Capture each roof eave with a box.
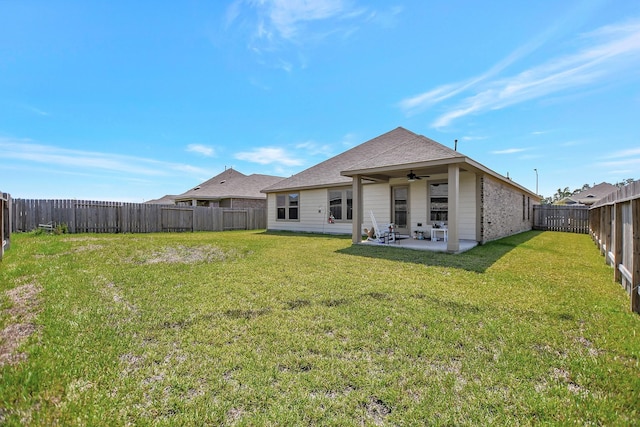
[342,156,540,201]
[341,157,465,177]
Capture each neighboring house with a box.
[145,195,177,205]
[560,182,618,206]
[173,168,285,209]
[262,127,541,252]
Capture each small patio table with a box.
[431,228,448,242]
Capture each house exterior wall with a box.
[219,198,266,209]
[362,183,391,233]
[363,182,391,232]
[408,179,428,232]
[267,189,353,234]
[266,172,481,241]
[458,172,477,240]
[481,174,535,243]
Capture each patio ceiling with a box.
[349,161,473,183]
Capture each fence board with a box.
[533,205,589,233]
[1,192,11,260]
[590,181,640,314]
[10,199,266,234]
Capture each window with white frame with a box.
[328,188,352,221]
[429,182,448,223]
[276,193,299,220]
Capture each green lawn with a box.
[0,230,638,425]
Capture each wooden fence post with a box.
[633,198,640,313]
[614,204,623,282]
[1,192,10,260]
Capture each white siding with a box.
[408,179,428,231]
[458,171,477,240]
[267,172,478,240]
[362,183,390,232]
[267,189,352,234]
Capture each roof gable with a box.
[175,168,285,200]
[569,182,618,205]
[262,127,464,193]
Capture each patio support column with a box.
[475,173,483,243]
[447,164,460,252]
[352,175,363,244]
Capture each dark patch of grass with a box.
[320,298,350,307]
[363,291,390,300]
[285,299,311,310]
[223,308,271,320]
[0,230,638,425]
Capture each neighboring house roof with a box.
[565,182,618,205]
[145,195,177,204]
[174,168,285,202]
[262,127,538,199]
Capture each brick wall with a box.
[219,198,267,209]
[481,175,535,243]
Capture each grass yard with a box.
[0,230,639,425]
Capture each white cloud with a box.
[295,140,334,157]
[0,138,210,177]
[186,144,215,157]
[23,104,50,116]
[267,0,348,40]
[491,148,528,155]
[399,18,640,128]
[226,0,376,70]
[235,147,304,166]
[398,22,558,115]
[597,158,640,168]
[605,147,640,158]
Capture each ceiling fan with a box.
[407,170,429,181]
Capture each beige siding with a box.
[409,179,428,231]
[267,189,352,234]
[362,183,390,232]
[458,172,477,240]
[267,172,481,241]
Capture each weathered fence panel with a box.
[1,191,11,260]
[223,210,248,230]
[11,199,266,234]
[533,205,589,233]
[590,181,640,314]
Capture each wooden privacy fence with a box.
[11,199,266,234]
[533,205,589,233]
[1,191,11,261]
[589,181,640,314]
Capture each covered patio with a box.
[359,234,478,253]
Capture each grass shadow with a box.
[336,230,542,273]
[258,230,352,240]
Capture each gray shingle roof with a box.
[568,182,618,205]
[175,168,285,201]
[145,195,177,204]
[262,127,464,193]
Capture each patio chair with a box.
[369,211,393,243]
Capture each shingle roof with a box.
[175,168,285,201]
[262,127,464,193]
[145,195,177,204]
[568,182,618,205]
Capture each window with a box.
[276,193,299,221]
[328,188,352,221]
[429,183,448,223]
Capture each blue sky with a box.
[2,0,639,202]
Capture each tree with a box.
[615,178,635,187]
